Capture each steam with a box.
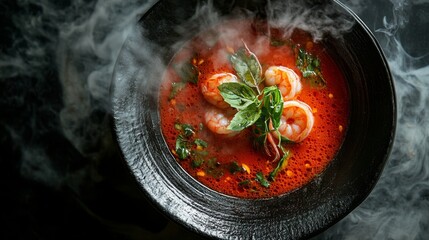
[267,0,355,41]
[314,0,429,239]
[0,0,156,189]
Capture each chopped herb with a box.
[175,135,190,159]
[175,61,199,84]
[169,58,199,99]
[174,123,206,162]
[194,139,208,148]
[181,124,195,137]
[228,161,245,174]
[238,179,251,187]
[192,158,204,168]
[296,48,326,88]
[270,37,290,47]
[169,82,186,100]
[191,149,207,168]
[206,158,223,179]
[270,38,287,47]
[255,172,270,188]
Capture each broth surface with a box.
[159,19,349,198]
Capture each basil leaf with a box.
[227,103,261,131]
[218,82,258,110]
[255,172,270,188]
[229,47,263,88]
[262,86,283,130]
[296,48,326,88]
[268,150,290,181]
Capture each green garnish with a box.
[169,58,199,99]
[217,82,258,110]
[269,36,327,88]
[191,157,205,168]
[255,172,270,188]
[175,135,190,160]
[269,149,290,181]
[174,124,204,161]
[228,161,245,174]
[206,158,223,179]
[238,179,251,187]
[169,82,186,100]
[229,43,263,91]
[218,83,283,133]
[194,139,208,148]
[175,61,198,84]
[296,47,326,88]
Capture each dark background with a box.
[1,0,428,239]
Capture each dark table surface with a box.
[1,0,428,239]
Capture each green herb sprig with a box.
[218,45,292,187]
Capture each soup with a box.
[159,19,349,198]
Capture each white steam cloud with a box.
[314,0,429,239]
[0,0,156,190]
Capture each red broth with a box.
[159,19,349,198]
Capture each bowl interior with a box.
[111,0,396,239]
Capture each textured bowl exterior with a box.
[111,0,396,239]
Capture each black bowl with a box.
[111,0,396,239]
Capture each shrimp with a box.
[264,66,302,100]
[205,107,239,136]
[275,100,314,143]
[200,73,238,109]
